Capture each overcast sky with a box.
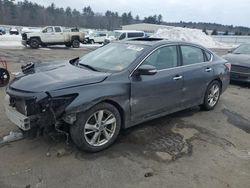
[25,0,250,27]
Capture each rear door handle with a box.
[173,75,183,80]
[205,67,212,72]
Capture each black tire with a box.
[90,39,95,44]
[201,80,221,111]
[70,103,121,152]
[72,39,80,48]
[0,68,10,87]
[29,38,40,49]
[65,43,72,48]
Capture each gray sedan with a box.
[5,38,230,152]
[223,43,250,83]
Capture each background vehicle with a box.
[5,39,230,152]
[9,28,19,35]
[85,32,108,44]
[21,26,85,48]
[104,30,145,44]
[0,27,6,35]
[223,43,250,83]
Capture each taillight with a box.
[225,62,231,72]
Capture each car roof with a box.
[117,38,209,50]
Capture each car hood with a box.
[10,61,110,92]
[223,53,250,67]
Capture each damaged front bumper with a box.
[4,87,78,132]
[4,94,55,131]
[5,95,31,131]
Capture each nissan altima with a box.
[5,38,230,152]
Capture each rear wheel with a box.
[201,80,221,111]
[0,68,10,87]
[72,39,80,48]
[90,39,95,44]
[29,38,40,49]
[70,103,121,152]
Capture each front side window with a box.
[181,46,205,65]
[119,33,126,40]
[79,43,145,72]
[43,27,53,33]
[143,46,178,70]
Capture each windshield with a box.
[79,43,145,72]
[233,44,250,54]
[115,32,122,39]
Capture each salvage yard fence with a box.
[212,36,250,45]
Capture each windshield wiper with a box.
[79,63,99,72]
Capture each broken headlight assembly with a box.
[40,94,78,116]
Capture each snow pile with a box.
[0,34,23,49]
[152,27,230,49]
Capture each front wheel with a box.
[29,38,40,49]
[70,103,121,152]
[201,80,221,111]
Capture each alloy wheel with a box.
[207,84,220,107]
[84,110,117,147]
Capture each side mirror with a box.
[42,30,46,33]
[135,65,157,76]
[228,49,233,53]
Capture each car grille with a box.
[22,33,27,40]
[9,97,40,116]
[231,65,250,74]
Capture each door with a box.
[40,27,55,43]
[53,27,65,43]
[180,45,214,107]
[130,45,184,122]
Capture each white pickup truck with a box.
[21,26,85,48]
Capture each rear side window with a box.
[55,27,61,32]
[181,46,205,65]
[205,51,212,61]
[127,32,144,38]
[143,46,178,70]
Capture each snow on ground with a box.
[152,27,234,49]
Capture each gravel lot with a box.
[0,47,250,188]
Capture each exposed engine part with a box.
[50,106,70,145]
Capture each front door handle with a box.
[173,75,183,80]
[205,67,212,72]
